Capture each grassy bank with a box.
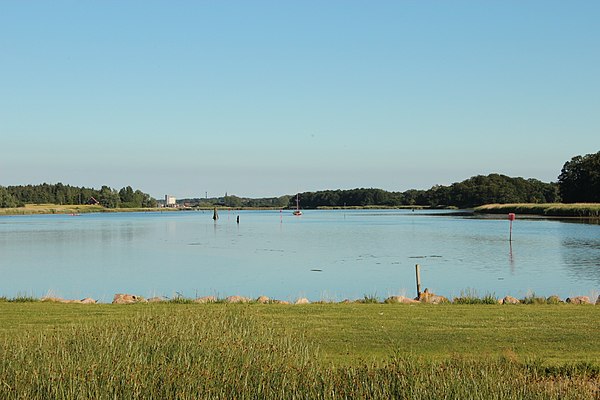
[0,204,461,216]
[475,203,600,218]
[0,303,598,399]
[0,204,181,216]
[0,204,289,216]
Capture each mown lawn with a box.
[254,303,600,365]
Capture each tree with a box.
[119,186,135,205]
[558,151,600,203]
[0,187,17,208]
[99,186,120,208]
[139,191,157,208]
[223,195,243,208]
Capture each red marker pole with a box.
[508,213,516,241]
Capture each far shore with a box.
[474,203,600,218]
[1,202,599,218]
[0,203,288,216]
[0,203,449,216]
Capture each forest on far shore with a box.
[0,184,156,209]
[1,151,598,209]
[194,151,599,209]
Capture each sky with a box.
[1,1,599,199]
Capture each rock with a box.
[226,295,250,304]
[417,289,448,304]
[566,296,591,305]
[501,296,520,305]
[147,296,167,303]
[272,300,290,305]
[112,293,144,304]
[41,296,68,303]
[385,295,419,304]
[41,296,93,304]
[339,299,352,304]
[294,297,310,305]
[256,295,270,304]
[546,295,563,304]
[194,296,217,304]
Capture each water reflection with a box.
[561,237,600,286]
[0,211,599,300]
[508,242,515,273]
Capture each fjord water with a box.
[0,210,598,302]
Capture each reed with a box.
[453,289,498,304]
[167,292,195,304]
[0,204,177,216]
[522,292,551,305]
[474,203,600,218]
[7,294,39,303]
[356,293,381,304]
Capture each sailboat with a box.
[293,193,302,216]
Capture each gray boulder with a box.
[113,293,145,304]
[501,296,520,305]
[418,289,449,304]
[226,295,250,304]
[385,295,419,304]
[566,296,591,305]
[194,296,217,304]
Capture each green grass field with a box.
[1,303,598,399]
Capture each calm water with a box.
[0,210,599,302]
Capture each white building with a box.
[165,195,177,207]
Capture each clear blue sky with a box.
[1,1,598,198]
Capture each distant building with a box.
[165,195,177,208]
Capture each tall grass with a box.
[522,292,551,305]
[474,203,600,218]
[0,307,597,399]
[167,292,195,304]
[356,293,381,304]
[453,288,498,304]
[7,294,39,303]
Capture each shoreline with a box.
[3,292,598,306]
[1,202,599,218]
[0,204,449,216]
[0,204,288,216]
[474,203,600,218]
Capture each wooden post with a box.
[415,264,422,299]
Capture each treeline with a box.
[0,183,157,209]
[291,151,600,209]
[558,150,600,203]
[178,195,291,209]
[291,174,559,209]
